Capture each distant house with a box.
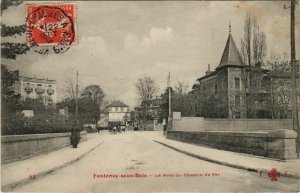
[105,100,131,124]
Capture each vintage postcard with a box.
[1,0,300,192]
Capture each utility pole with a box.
[286,0,300,157]
[75,70,79,125]
[167,72,172,123]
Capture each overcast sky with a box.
[2,1,300,108]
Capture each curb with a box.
[153,140,300,180]
[2,141,104,191]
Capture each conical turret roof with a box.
[217,34,244,69]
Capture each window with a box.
[111,107,114,112]
[121,107,124,112]
[235,78,240,90]
[235,95,240,107]
[215,83,218,94]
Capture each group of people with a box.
[110,124,127,134]
[132,121,144,131]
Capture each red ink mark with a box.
[268,168,280,181]
[26,3,76,46]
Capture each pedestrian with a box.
[163,124,167,135]
[70,124,81,148]
[112,126,117,134]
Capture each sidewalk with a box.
[154,134,300,180]
[1,132,106,191]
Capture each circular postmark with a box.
[26,4,76,54]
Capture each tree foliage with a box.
[135,76,158,120]
[1,66,73,135]
[172,81,194,116]
[1,24,26,37]
[267,53,293,118]
[58,84,106,127]
[1,0,30,59]
[1,0,23,14]
[1,42,30,59]
[135,76,158,104]
[81,85,105,127]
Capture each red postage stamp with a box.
[26,3,77,47]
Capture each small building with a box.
[13,76,57,105]
[105,100,130,124]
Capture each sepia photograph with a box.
[1,0,300,192]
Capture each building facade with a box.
[14,76,57,105]
[191,28,247,118]
[105,100,130,123]
[190,27,293,119]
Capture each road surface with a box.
[13,131,299,192]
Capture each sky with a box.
[2,1,300,108]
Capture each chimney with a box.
[206,64,211,75]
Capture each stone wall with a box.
[166,130,297,160]
[1,131,87,164]
[172,117,293,131]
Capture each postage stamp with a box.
[26,3,77,54]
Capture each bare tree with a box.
[241,13,267,118]
[81,85,105,128]
[63,78,77,100]
[253,19,267,65]
[173,80,189,113]
[135,76,158,120]
[267,53,292,118]
[174,80,189,95]
[241,13,267,86]
[241,13,252,67]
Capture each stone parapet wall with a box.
[172,117,293,131]
[166,130,297,160]
[1,131,87,164]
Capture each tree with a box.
[63,78,78,100]
[172,80,195,116]
[241,13,267,68]
[81,85,105,128]
[1,64,20,130]
[241,13,267,118]
[199,94,227,118]
[135,76,158,120]
[1,0,30,59]
[241,13,267,91]
[267,53,293,118]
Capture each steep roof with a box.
[217,34,244,69]
[106,100,129,108]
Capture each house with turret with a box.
[190,25,293,119]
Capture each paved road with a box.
[14,131,299,192]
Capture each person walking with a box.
[70,123,81,148]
